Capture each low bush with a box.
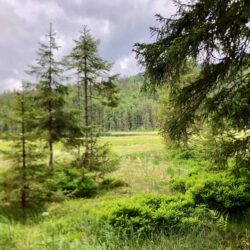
[79,143,120,174]
[53,168,98,198]
[169,177,186,194]
[102,194,216,237]
[100,177,129,189]
[186,173,250,217]
[170,169,250,217]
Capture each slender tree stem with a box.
[48,23,53,170]
[84,56,89,162]
[21,96,27,208]
[77,74,81,161]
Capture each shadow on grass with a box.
[0,204,47,224]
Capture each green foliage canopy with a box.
[135,0,250,168]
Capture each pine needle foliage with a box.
[28,24,70,170]
[67,26,119,168]
[0,84,48,209]
[134,0,250,170]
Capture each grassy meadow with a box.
[0,132,249,250]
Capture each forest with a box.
[0,74,159,133]
[0,0,249,249]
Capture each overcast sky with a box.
[0,0,175,92]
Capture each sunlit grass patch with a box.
[102,134,165,155]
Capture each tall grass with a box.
[0,133,249,249]
[0,196,248,250]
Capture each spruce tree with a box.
[134,0,250,171]
[67,26,119,168]
[0,83,47,208]
[28,23,69,170]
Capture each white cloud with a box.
[74,17,112,39]
[0,0,175,92]
[112,52,143,77]
[1,0,64,23]
[1,78,21,92]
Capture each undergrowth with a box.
[0,134,249,249]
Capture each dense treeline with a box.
[0,91,16,132]
[0,74,159,133]
[92,74,158,131]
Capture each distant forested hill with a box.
[92,74,159,131]
[0,91,16,132]
[0,74,159,132]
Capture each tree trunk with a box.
[21,97,27,208]
[89,80,94,156]
[183,130,189,150]
[48,23,53,170]
[48,137,53,169]
[77,75,81,160]
[84,56,90,162]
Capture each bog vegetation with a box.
[0,0,249,249]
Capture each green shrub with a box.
[169,177,186,194]
[186,173,250,217]
[100,177,129,189]
[82,143,120,174]
[103,194,215,237]
[54,168,98,198]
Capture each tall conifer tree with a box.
[68,26,119,167]
[135,0,250,171]
[28,24,69,170]
[0,83,47,208]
